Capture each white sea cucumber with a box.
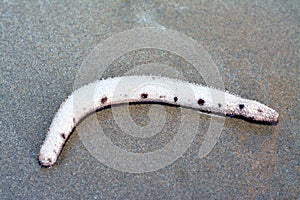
[38,75,279,167]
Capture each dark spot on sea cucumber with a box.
[239,104,245,109]
[73,118,75,124]
[218,103,222,108]
[61,133,66,139]
[47,158,52,163]
[101,96,108,104]
[258,108,263,112]
[159,95,166,98]
[174,97,178,102]
[198,99,205,106]
[53,150,57,154]
[141,93,148,99]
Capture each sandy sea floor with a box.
[1,1,299,199]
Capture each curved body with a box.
[38,76,278,167]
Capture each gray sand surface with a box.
[1,1,299,199]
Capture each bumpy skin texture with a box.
[38,76,279,167]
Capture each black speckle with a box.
[198,99,205,106]
[141,93,148,99]
[47,158,52,163]
[239,104,245,109]
[174,97,178,102]
[218,103,222,108]
[73,118,76,124]
[53,150,57,154]
[101,96,108,104]
[258,108,263,113]
[61,133,66,139]
[159,95,166,98]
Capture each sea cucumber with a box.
[38,75,279,167]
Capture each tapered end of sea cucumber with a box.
[247,104,279,124]
[252,104,279,123]
[271,110,279,122]
[226,99,279,124]
[38,154,57,167]
[38,147,58,167]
